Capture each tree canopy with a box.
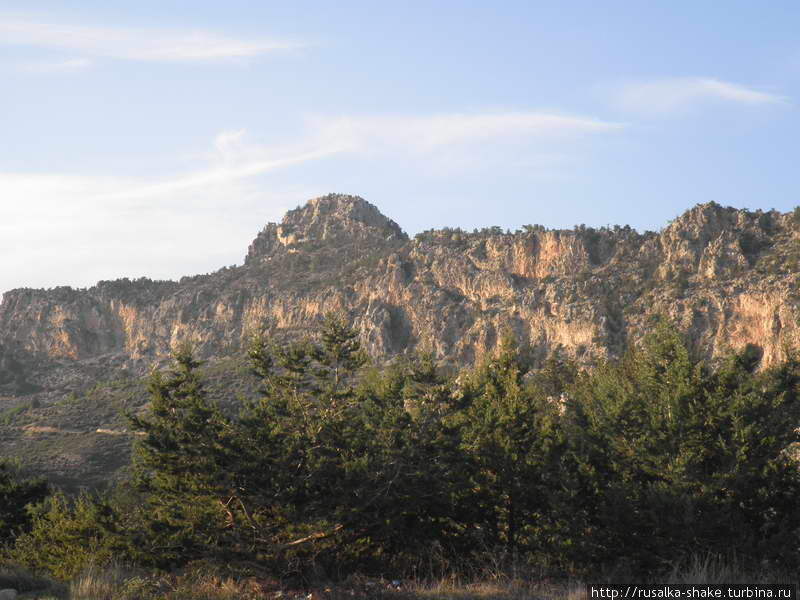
[7,315,800,579]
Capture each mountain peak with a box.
[245,194,407,264]
[665,202,783,243]
[286,193,405,236]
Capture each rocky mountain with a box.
[2,193,800,488]
[3,193,799,369]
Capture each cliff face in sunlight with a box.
[4,193,800,489]
[2,194,800,374]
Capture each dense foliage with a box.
[6,316,800,580]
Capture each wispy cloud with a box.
[15,57,94,72]
[614,77,788,115]
[105,151,340,202]
[0,130,331,293]
[0,110,622,292]
[1,130,335,209]
[2,109,611,226]
[0,15,308,64]
[310,111,623,155]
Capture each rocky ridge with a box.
[2,194,798,371]
[3,193,800,488]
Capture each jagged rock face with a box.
[245,194,407,264]
[2,197,800,381]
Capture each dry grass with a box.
[400,577,586,599]
[16,569,587,600]
[665,554,794,586]
[68,565,134,600]
[3,555,794,600]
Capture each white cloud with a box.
[0,15,308,64]
[301,111,622,178]
[103,148,341,202]
[15,56,94,72]
[615,77,788,115]
[58,57,93,69]
[0,131,333,294]
[214,129,248,160]
[0,110,622,293]
[310,111,622,155]
[0,132,335,208]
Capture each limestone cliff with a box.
[5,193,800,489]
[2,195,799,374]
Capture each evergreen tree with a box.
[455,333,565,554]
[129,342,241,568]
[562,319,800,573]
[18,312,796,579]
[314,312,368,398]
[569,321,706,569]
[242,316,469,574]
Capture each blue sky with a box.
[1,1,798,294]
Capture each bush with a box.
[11,491,129,580]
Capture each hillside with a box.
[2,193,800,488]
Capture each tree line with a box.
[2,314,800,580]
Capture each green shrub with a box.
[11,491,129,580]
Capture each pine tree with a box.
[562,319,800,573]
[455,332,565,553]
[314,312,367,399]
[242,317,469,573]
[128,342,241,567]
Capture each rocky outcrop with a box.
[245,194,407,264]
[2,196,800,382]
